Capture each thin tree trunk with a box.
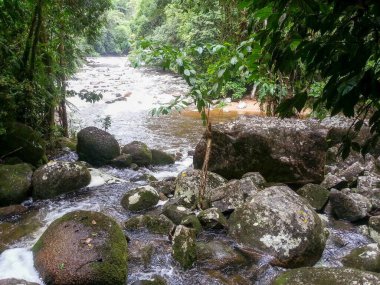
[58,39,69,137]
[28,0,43,79]
[198,108,212,210]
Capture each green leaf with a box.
[254,6,273,20]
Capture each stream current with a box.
[0,57,373,284]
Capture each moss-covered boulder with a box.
[0,279,39,285]
[124,214,174,235]
[122,141,152,166]
[77,127,120,166]
[121,186,159,212]
[329,191,371,221]
[296,184,329,211]
[32,161,91,200]
[180,215,202,236]
[272,267,380,285]
[211,177,259,213]
[342,243,380,272]
[228,186,327,268]
[162,204,192,225]
[172,225,196,270]
[198,208,228,230]
[33,211,128,285]
[196,241,247,270]
[151,149,175,166]
[110,154,133,168]
[0,122,46,166]
[174,169,227,207]
[150,180,175,196]
[0,163,33,206]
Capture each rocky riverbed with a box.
[1,57,380,285]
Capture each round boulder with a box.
[342,243,380,273]
[33,211,128,285]
[0,163,33,206]
[32,161,91,200]
[121,186,159,212]
[77,127,120,166]
[228,186,327,268]
[151,149,175,166]
[122,141,152,166]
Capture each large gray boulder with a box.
[329,191,371,221]
[272,267,380,285]
[174,169,227,207]
[77,127,120,166]
[32,161,91,200]
[210,177,260,212]
[0,163,33,206]
[33,211,128,285]
[228,186,327,268]
[194,117,327,183]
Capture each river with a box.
[0,57,373,285]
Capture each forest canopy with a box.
[0,0,379,156]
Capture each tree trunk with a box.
[58,40,69,137]
[198,112,212,210]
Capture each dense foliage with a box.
[0,0,111,137]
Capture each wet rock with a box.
[130,173,158,183]
[33,211,128,285]
[174,169,227,207]
[198,208,228,230]
[128,240,155,268]
[342,243,380,272]
[151,149,175,165]
[338,162,364,184]
[0,211,41,249]
[241,172,266,188]
[211,177,259,213]
[0,122,47,166]
[77,126,120,166]
[196,241,247,270]
[357,174,380,192]
[162,204,192,225]
[172,225,196,269]
[0,205,28,220]
[54,137,76,151]
[329,191,371,221]
[121,186,159,212]
[180,215,202,235]
[131,276,167,285]
[296,184,329,211]
[228,186,327,268]
[32,161,91,200]
[0,279,39,285]
[194,117,327,183]
[124,214,174,235]
[321,173,348,190]
[272,267,380,285]
[122,141,152,166]
[110,154,133,168]
[369,216,380,244]
[150,180,175,196]
[0,163,33,206]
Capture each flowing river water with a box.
[0,57,374,284]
